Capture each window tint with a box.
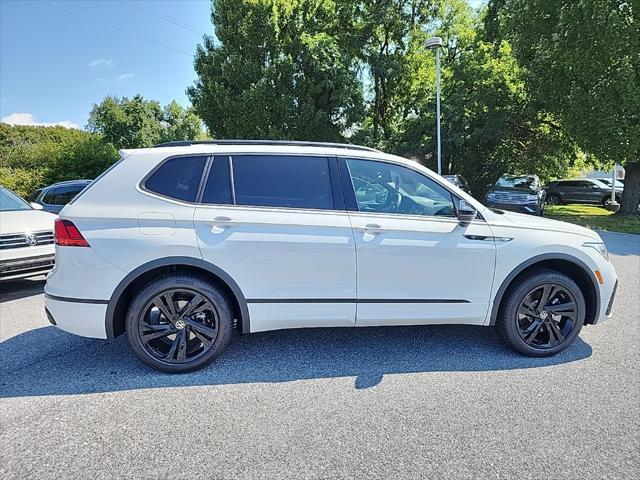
[232,155,334,210]
[145,156,206,202]
[201,157,233,205]
[52,185,84,205]
[42,189,57,205]
[345,158,455,217]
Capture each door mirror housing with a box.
[457,200,477,227]
[30,202,43,210]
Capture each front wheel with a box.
[126,274,234,373]
[496,269,586,356]
[545,194,561,206]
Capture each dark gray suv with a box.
[30,180,92,214]
[545,179,621,207]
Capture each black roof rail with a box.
[153,139,379,153]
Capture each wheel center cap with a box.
[175,319,186,330]
[539,311,549,320]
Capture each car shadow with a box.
[0,276,46,303]
[1,324,592,398]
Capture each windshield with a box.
[0,187,32,212]
[494,175,537,191]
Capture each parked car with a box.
[442,174,472,195]
[484,174,545,216]
[30,179,92,213]
[545,179,621,206]
[45,141,617,373]
[593,178,624,190]
[0,186,56,280]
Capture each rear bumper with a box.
[0,254,55,280]
[44,294,108,339]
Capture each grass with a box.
[545,204,640,235]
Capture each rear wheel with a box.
[496,269,585,356]
[126,274,234,373]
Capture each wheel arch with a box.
[489,253,600,327]
[105,257,250,339]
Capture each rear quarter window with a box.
[144,156,207,203]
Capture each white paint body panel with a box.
[194,205,357,332]
[45,143,617,340]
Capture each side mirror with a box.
[30,202,43,210]
[457,200,477,227]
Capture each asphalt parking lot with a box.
[1,231,638,479]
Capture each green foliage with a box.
[0,123,118,197]
[497,0,640,214]
[187,0,364,141]
[88,95,202,149]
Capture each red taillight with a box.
[54,219,90,247]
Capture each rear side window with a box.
[232,155,334,210]
[53,185,84,205]
[145,156,207,202]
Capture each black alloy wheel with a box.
[516,283,578,350]
[545,194,560,206]
[137,288,220,364]
[496,268,586,356]
[126,274,234,373]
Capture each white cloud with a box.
[1,112,79,129]
[117,73,134,81]
[88,58,114,69]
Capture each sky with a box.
[0,0,485,130]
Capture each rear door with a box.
[193,154,356,333]
[340,157,496,326]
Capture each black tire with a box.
[496,268,586,357]
[126,273,234,373]
[602,195,621,207]
[545,194,561,206]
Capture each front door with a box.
[340,157,496,326]
[194,154,356,332]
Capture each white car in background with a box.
[0,186,57,280]
[45,141,618,373]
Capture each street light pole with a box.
[435,47,441,176]
[426,36,444,175]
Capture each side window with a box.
[201,157,233,205]
[54,185,84,205]
[232,155,334,210]
[345,158,455,217]
[145,156,207,202]
[42,189,57,205]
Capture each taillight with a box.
[54,219,90,247]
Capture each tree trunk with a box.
[618,160,640,216]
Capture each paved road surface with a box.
[1,231,638,479]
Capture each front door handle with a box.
[359,223,387,234]
[211,216,239,227]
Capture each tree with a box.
[187,0,364,141]
[0,123,118,197]
[498,0,640,215]
[88,95,202,149]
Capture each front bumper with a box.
[485,201,540,215]
[0,254,55,280]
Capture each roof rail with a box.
[153,139,379,153]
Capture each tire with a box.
[602,195,621,206]
[496,268,586,357]
[126,273,234,373]
[545,194,561,206]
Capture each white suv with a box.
[45,141,618,372]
